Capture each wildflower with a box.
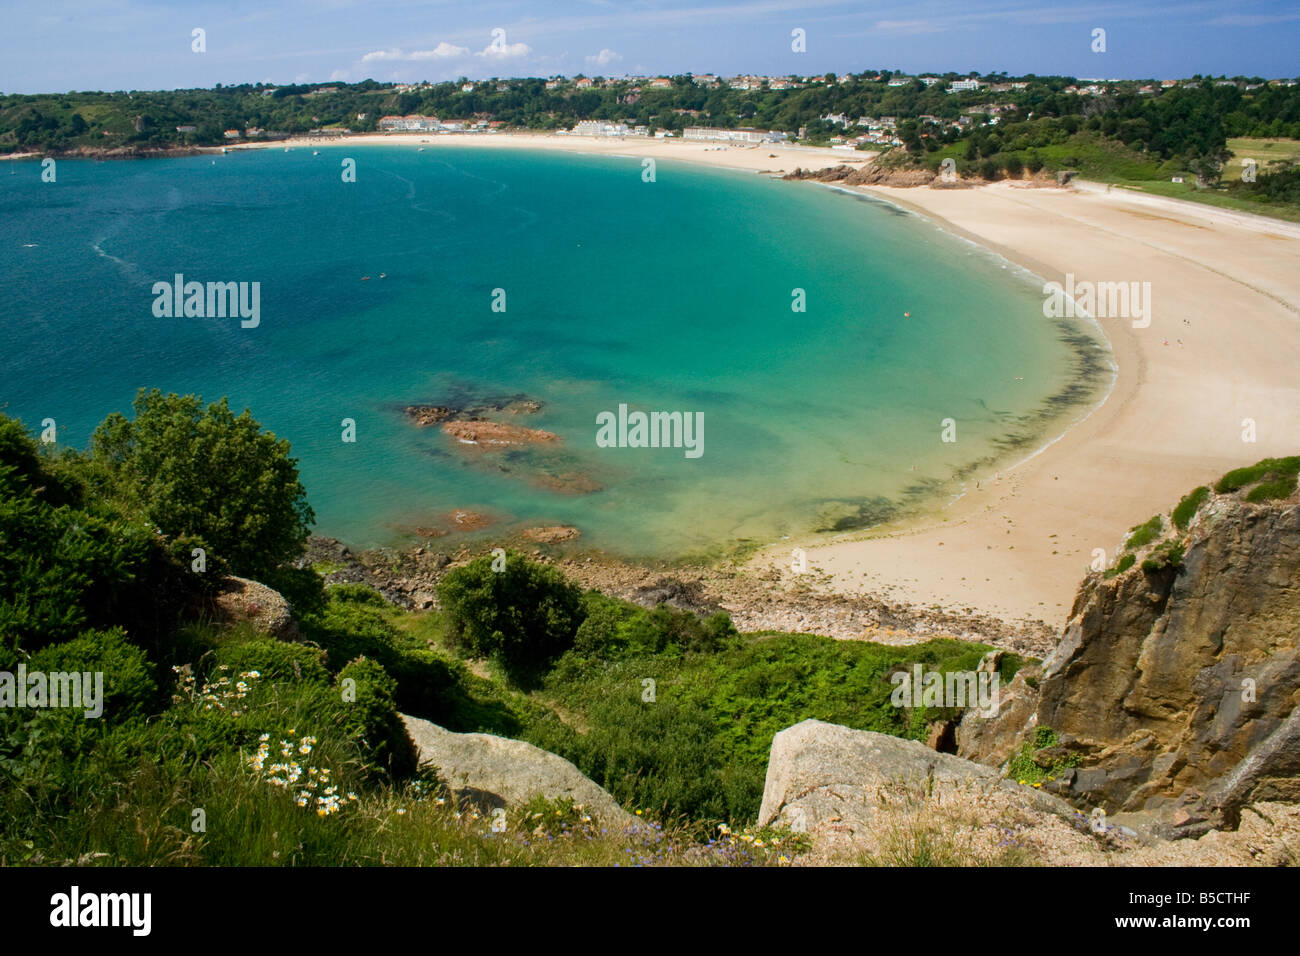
[635,810,643,816]
[395,808,407,816]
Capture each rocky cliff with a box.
[959,464,1300,838]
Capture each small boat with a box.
[361,276,370,281]
[417,147,425,152]
[379,272,386,279]
[313,150,319,155]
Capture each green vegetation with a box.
[1104,553,1136,578]
[1005,726,1080,786]
[1172,486,1211,530]
[5,73,1299,217]
[0,401,1028,865]
[91,388,314,580]
[437,551,584,686]
[1124,515,1164,551]
[1214,456,1300,500]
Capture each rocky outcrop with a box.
[758,719,1124,865]
[785,163,946,187]
[403,394,543,429]
[959,483,1300,837]
[760,718,1300,865]
[401,714,634,828]
[210,575,298,640]
[441,420,558,447]
[521,526,581,543]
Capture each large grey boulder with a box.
[401,715,634,828]
[759,719,1076,830]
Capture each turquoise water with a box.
[0,145,1110,559]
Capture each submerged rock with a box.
[521,526,581,543]
[441,420,558,447]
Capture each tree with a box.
[91,389,314,579]
[1186,146,1231,187]
[436,551,583,684]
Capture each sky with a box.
[2,0,1298,94]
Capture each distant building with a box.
[575,77,595,89]
[175,125,197,133]
[222,129,240,139]
[460,83,475,92]
[683,127,786,144]
[919,76,942,86]
[572,120,629,136]
[378,115,441,131]
[948,79,981,92]
[649,77,672,88]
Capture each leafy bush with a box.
[91,388,315,579]
[1214,456,1300,495]
[1141,541,1186,573]
[1172,486,1210,530]
[336,657,417,780]
[24,627,159,722]
[437,551,584,684]
[1124,514,1164,551]
[1104,552,1136,578]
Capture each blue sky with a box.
[2,0,1297,94]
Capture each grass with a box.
[1214,456,1300,499]
[1124,515,1164,551]
[1223,137,1300,183]
[1172,486,1211,531]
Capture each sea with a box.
[0,144,1113,560]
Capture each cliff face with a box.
[960,485,1300,837]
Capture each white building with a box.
[683,127,786,144]
[948,79,981,92]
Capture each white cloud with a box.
[476,41,532,59]
[585,48,622,67]
[361,43,469,63]
[414,42,471,59]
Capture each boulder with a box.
[401,715,634,828]
[210,576,298,640]
[758,719,1114,865]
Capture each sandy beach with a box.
[253,131,1300,631]
[759,180,1300,628]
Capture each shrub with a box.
[336,657,417,780]
[212,638,331,686]
[24,627,158,723]
[1124,514,1163,551]
[1214,456,1300,495]
[437,552,583,684]
[1104,552,1136,578]
[299,588,461,718]
[1172,486,1210,531]
[1141,541,1186,573]
[90,388,315,579]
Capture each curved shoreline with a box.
[242,132,1300,631]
